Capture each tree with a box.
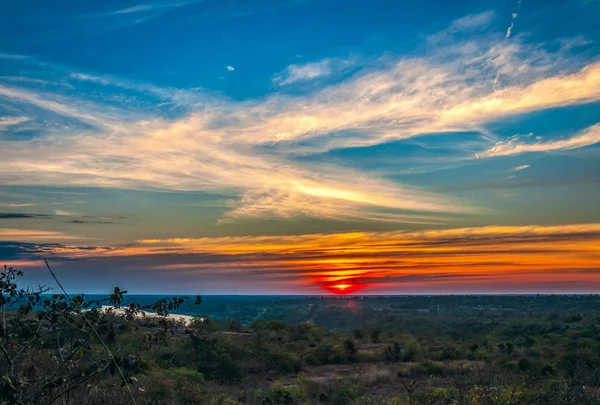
[370,328,381,343]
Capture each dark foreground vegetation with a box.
[2,265,600,404]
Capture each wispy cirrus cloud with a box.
[1,13,599,224]
[272,57,355,86]
[452,11,496,31]
[69,73,111,86]
[54,210,81,217]
[481,123,600,157]
[428,11,496,44]
[0,53,28,60]
[0,84,121,130]
[0,116,29,130]
[440,62,600,127]
[238,46,600,152]
[85,1,206,24]
[110,4,157,15]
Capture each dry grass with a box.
[362,366,395,386]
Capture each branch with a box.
[33,330,96,403]
[12,326,71,363]
[45,365,109,405]
[0,343,12,366]
[56,330,64,363]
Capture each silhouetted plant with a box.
[0,263,201,405]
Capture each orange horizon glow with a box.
[10,223,600,294]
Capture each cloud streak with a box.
[272,58,355,86]
[453,11,496,31]
[0,228,82,241]
[84,1,206,25]
[0,213,51,219]
[481,123,600,157]
[0,116,29,130]
[273,60,333,85]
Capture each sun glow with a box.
[320,279,366,295]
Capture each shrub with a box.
[384,342,402,362]
[329,380,366,405]
[254,381,308,405]
[164,367,205,384]
[402,342,422,362]
[518,358,532,372]
[440,346,461,361]
[466,385,533,405]
[429,387,460,404]
[268,347,302,373]
[353,329,365,340]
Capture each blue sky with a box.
[1,0,600,294]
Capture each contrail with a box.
[493,0,523,90]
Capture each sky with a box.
[1,0,599,295]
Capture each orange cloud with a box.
[21,223,600,293]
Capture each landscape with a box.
[1,0,600,403]
[3,271,600,404]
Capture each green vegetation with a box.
[2,266,600,404]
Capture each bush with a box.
[413,360,443,377]
[253,381,308,405]
[268,347,302,373]
[384,342,402,362]
[370,328,382,343]
[440,346,461,361]
[329,380,366,405]
[467,385,534,405]
[353,329,365,340]
[402,342,422,362]
[164,367,205,384]
[429,387,460,404]
[518,358,532,372]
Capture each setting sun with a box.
[320,279,366,295]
